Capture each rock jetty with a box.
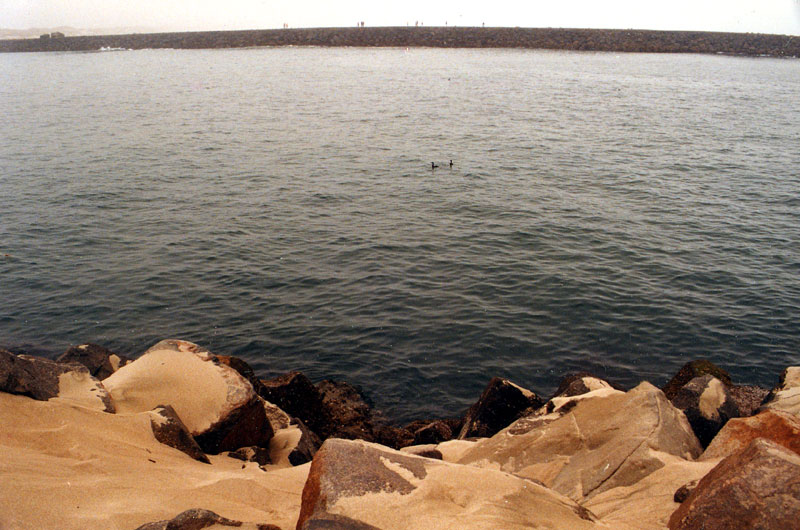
[0,27,798,57]
[1,339,799,529]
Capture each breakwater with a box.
[1,26,798,57]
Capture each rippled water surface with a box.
[1,47,799,422]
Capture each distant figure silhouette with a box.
[449,160,453,168]
[431,162,439,169]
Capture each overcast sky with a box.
[3,0,800,35]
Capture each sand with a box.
[0,392,307,530]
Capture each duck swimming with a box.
[431,162,439,169]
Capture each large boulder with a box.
[584,456,718,530]
[457,377,543,439]
[297,438,601,530]
[57,343,131,380]
[760,366,800,416]
[700,409,800,461]
[135,508,280,530]
[457,382,702,501]
[669,438,800,529]
[102,339,272,454]
[0,348,114,412]
[669,374,740,447]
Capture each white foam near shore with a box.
[0,391,308,530]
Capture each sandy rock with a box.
[669,438,800,529]
[269,419,323,467]
[400,444,443,460]
[662,360,733,400]
[263,399,293,432]
[297,438,601,530]
[584,456,717,530]
[700,408,800,461]
[102,339,271,454]
[0,348,114,412]
[760,366,800,416]
[457,377,543,439]
[57,343,131,380]
[669,374,740,447]
[134,508,280,529]
[0,391,308,530]
[216,355,268,395]
[457,382,702,501]
[150,404,210,464]
[433,439,476,462]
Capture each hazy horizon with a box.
[3,0,800,36]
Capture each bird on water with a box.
[431,162,439,169]
[449,160,453,168]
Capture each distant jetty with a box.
[1,26,798,57]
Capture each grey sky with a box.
[3,0,800,35]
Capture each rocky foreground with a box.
[1,340,799,529]
[1,27,799,57]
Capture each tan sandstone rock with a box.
[103,339,272,453]
[456,382,702,501]
[584,455,717,529]
[760,366,800,416]
[297,438,603,530]
[700,408,800,461]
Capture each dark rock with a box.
[57,343,131,380]
[669,438,800,529]
[727,384,770,417]
[551,372,623,399]
[670,374,740,447]
[315,380,376,441]
[134,508,281,529]
[216,355,267,395]
[457,377,543,439]
[701,409,800,461]
[0,349,114,412]
[373,424,414,450]
[194,396,273,454]
[673,479,699,503]
[259,371,326,434]
[150,404,210,464]
[662,360,732,401]
[227,446,271,466]
[412,420,453,445]
[288,419,323,466]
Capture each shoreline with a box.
[2,339,798,528]
[1,26,798,57]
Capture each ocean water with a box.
[1,46,799,422]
